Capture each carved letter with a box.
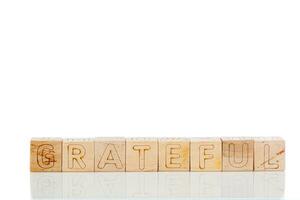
[37,144,56,169]
[68,144,86,169]
[263,144,279,169]
[98,144,123,169]
[166,144,181,168]
[199,144,214,169]
[229,143,248,168]
[133,145,151,170]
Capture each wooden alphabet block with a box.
[159,138,190,171]
[62,138,95,172]
[190,138,222,171]
[254,137,285,171]
[126,138,158,172]
[95,137,125,172]
[222,137,254,171]
[30,138,62,172]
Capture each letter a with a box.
[98,144,123,169]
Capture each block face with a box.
[222,138,254,171]
[30,138,62,172]
[190,138,222,171]
[159,138,190,171]
[62,139,95,172]
[126,138,158,172]
[254,137,285,171]
[95,138,125,172]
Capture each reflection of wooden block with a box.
[126,138,158,172]
[126,173,158,197]
[222,138,254,171]
[94,173,126,198]
[190,172,222,198]
[62,139,94,172]
[254,137,285,171]
[158,172,190,197]
[190,138,222,171]
[62,173,95,198]
[30,138,62,172]
[159,138,190,171]
[221,172,254,197]
[95,137,125,172]
[30,173,63,198]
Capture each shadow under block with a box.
[126,138,158,172]
[222,138,254,171]
[62,139,95,172]
[254,137,285,171]
[159,138,190,171]
[30,138,62,172]
[190,138,222,171]
[95,137,125,172]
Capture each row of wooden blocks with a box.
[30,137,285,172]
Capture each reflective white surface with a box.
[31,172,284,199]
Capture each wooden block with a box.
[30,138,62,172]
[254,137,285,171]
[222,137,254,171]
[159,138,190,171]
[62,138,95,172]
[190,137,222,171]
[126,138,158,172]
[95,137,125,172]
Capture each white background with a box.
[0,0,299,198]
